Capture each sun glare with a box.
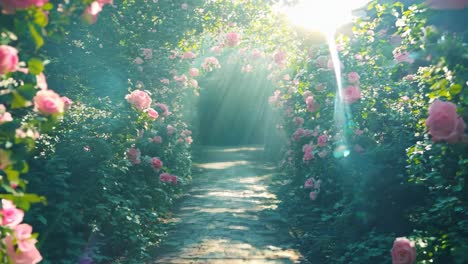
[277,0,370,33]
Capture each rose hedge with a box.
[266,1,467,263]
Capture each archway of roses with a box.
[0,0,467,263]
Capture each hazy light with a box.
[277,0,370,33]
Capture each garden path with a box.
[153,146,302,263]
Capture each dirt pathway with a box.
[153,146,302,263]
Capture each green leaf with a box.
[11,91,29,109]
[449,84,462,96]
[28,58,44,75]
[18,84,36,100]
[4,167,20,182]
[28,23,44,50]
[34,10,48,27]
[42,2,53,11]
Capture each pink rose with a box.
[5,229,42,264]
[125,90,152,111]
[343,86,361,104]
[160,173,178,185]
[225,32,241,47]
[317,135,327,147]
[33,90,65,115]
[61,96,73,111]
[306,96,319,112]
[293,117,304,126]
[0,104,13,124]
[391,237,416,264]
[427,0,468,9]
[150,136,162,144]
[182,51,196,59]
[251,48,262,59]
[133,57,144,65]
[141,48,153,60]
[426,99,466,143]
[393,49,414,64]
[189,68,199,77]
[126,147,141,165]
[146,108,159,120]
[273,50,286,65]
[189,79,198,88]
[155,103,171,116]
[309,191,318,201]
[201,56,221,71]
[185,136,193,144]
[304,178,314,189]
[1,199,24,227]
[151,157,163,170]
[1,0,48,14]
[0,45,18,74]
[348,72,360,84]
[167,125,175,135]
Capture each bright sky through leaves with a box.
[276,0,371,33]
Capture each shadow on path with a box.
[153,146,302,263]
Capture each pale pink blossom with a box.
[189,79,198,88]
[393,49,414,63]
[354,54,363,60]
[0,104,13,124]
[185,136,193,144]
[317,135,327,147]
[391,237,416,264]
[1,199,24,227]
[61,96,73,111]
[426,99,465,143]
[151,157,163,171]
[146,108,159,120]
[189,68,199,77]
[273,49,286,65]
[167,125,175,135]
[125,90,152,111]
[141,48,153,60]
[155,103,171,116]
[181,51,196,59]
[210,46,223,55]
[133,57,144,64]
[34,90,65,115]
[293,117,304,126]
[150,136,163,144]
[343,86,361,104]
[309,191,318,200]
[0,45,18,74]
[82,0,112,24]
[251,48,262,59]
[201,57,221,71]
[126,147,141,165]
[348,72,360,84]
[306,96,319,112]
[304,178,314,189]
[5,224,42,264]
[160,78,170,84]
[225,32,241,47]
